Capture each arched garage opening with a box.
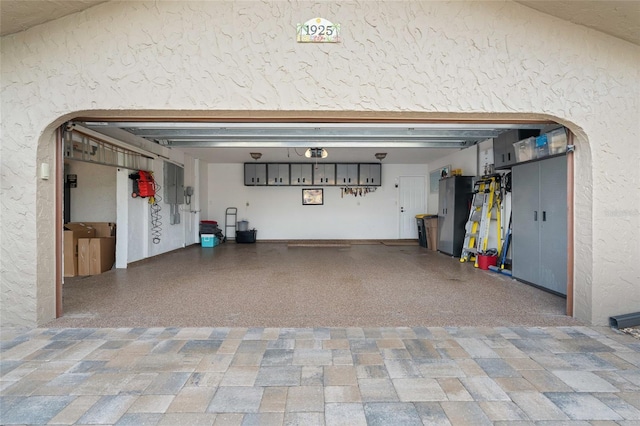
[37,113,590,325]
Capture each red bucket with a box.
[477,254,498,270]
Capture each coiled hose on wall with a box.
[150,182,162,244]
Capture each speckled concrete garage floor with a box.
[50,243,581,328]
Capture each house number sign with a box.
[297,17,340,43]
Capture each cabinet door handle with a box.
[534,211,538,221]
[543,211,546,222]
[508,153,511,161]
[502,154,505,163]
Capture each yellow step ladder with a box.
[460,176,503,266]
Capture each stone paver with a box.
[0,326,638,424]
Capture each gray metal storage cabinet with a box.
[512,155,567,295]
[244,163,267,186]
[438,176,473,257]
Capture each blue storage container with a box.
[201,234,217,247]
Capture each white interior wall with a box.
[119,148,197,264]
[207,164,427,240]
[126,172,148,263]
[426,145,479,215]
[182,157,200,246]
[198,160,209,241]
[66,160,116,222]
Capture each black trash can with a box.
[416,215,427,248]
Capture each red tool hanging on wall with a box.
[129,170,156,199]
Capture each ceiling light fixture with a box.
[250,152,262,160]
[375,152,387,161]
[304,148,328,158]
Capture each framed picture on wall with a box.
[429,165,451,193]
[302,188,323,205]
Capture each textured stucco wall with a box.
[1,1,638,326]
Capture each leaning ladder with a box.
[224,207,237,242]
[460,176,502,265]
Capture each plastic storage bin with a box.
[547,128,567,155]
[513,137,536,162]
[201,234,218,247]
[236,230,257,243]
[535,134,549,159]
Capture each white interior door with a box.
[399,176,426,239]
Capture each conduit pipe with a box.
[610,312,640,329]
[566,131,574,317]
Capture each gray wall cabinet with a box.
[313,164,336,185]
[267,163,290,186]
[244,163,267,186]
[359,164,381,185]
[336,164,358,185]
[290,164,313,186]
[245,163,381,187]
[512,155,567,295]
[437,176,473,257]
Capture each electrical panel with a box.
[163,162,184,205]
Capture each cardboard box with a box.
[78,237,116,275]
[63,223,95,277]
[425,216,438,251]
[81,222,116,237]
[64,222,116,277]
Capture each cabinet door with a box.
[313,165,324,185]
[437,178,454,255]
[369,163,381,185]
[359,164,380,185]
[538,156,567,295]
[493,134,508,169]
[244,163,266,186]
[268,164,289,186]
[359,164,370,185]
[348,164,358,184]
[512,161,540,284]
[313,164,335,185]
[291,164,312,185]
[336,164,357,185]
[323,164,335,185]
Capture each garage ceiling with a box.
[78,120,551,164]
